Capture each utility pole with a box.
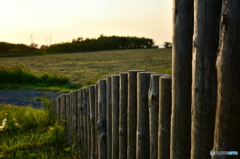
[50,35,52,46]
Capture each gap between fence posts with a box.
[158,75,172,159]
[127,70,146,159]
[136,72,154,159]
[148,73,164,159]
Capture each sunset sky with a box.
[0,0,172,47]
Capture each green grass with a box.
[0,100,78,158]
[0,66,81,92]
[0,48,172,85]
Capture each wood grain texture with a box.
[106,76,112,159]
[171,0,193,158]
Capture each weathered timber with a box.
[97,79,107,159]
[119,72,128,159]
[148,73,163,159]
[89,85,96,159]
[191,0,222,158]
[127,70,146,159]
[171,0,193,158]
[82,88,88,158]
[95,84,99,159]
[106,76,112,159]
[213,1,240,158]
[111,75,120,159]
[158,75,172,159]
[136,72,154,159]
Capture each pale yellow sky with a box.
[0,0,172,47]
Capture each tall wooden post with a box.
[148,74,163,159]
[136,72,154,159]
[89,85,96,159]
[119,72,128,159]
[82,88,88,158]
[112,75,120,159]
[171,0,193,158]
[79,89,83,155]
[98,79,107,159]
[158,75,172,159]
[66,93,71,146]
[191,0,222,158]
[86,88,91,159]
[95,84,99,159]
[213,1,240,158]
[106,76,112,159]
[127,70,145,159]
[54,98,59,120]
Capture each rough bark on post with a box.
[59,95,65,122]
[106,77,112,159]
[119,72,128,159]
[89,85,96,159]
[98,79,107,159]
[95,84,99,159]
[78,89,83,152]
[82,88,88,158]
[71,91,77,148]
[171,0,193,158]
[86,88,91,159]
[213,1,240,158]
[158,75,172,159]
[66,93,72,146]
[191,0,222,158]
[111,75,120,159]
[148,73,163,159]
[136,72,154,159]
[74,90,79,150]
[127,70,145,159]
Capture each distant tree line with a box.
[0,35,158,54]
[47,35,156,53]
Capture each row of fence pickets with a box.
[53,70,172,159]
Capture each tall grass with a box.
[0,98,78,158]
[0,65,80,92]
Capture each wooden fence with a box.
[53,71,172,159]
[52,1,240,158]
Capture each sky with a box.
[0,0,172,47]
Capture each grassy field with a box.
[0,48,172,85]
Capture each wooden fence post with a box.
[82,88,88,158]
[119,72,128,159]
[98,79,107,159]
[136,72,154,159]
[106,76,112,159]
[127,70,145,159]
[158,75,172,159]
[66,93,71,146]
[74,90,79,150]
[171,0,193,158]
[86,88,91,159]
[89,85,96,159]
[148,73,163,159]
[112,75,120,159]
[95,84,99,159]
[213,1,240,157]
[191,0,222,158]
[78,89,83,152]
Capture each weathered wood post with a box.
[72,91,77,148]
[127,70,145,159]
[171,0,193,158]
[158,75,172,159]
[213,1,240,158]
[98,79,107,159]
[111,75,120,159]
[66,93,72,146]
[191,0,222,158]
[95,84,99,159]
[59,95,65,123]
[69,93,73,147]
[78,89,83,153]
[86,88,91,159]
[106,76,112,159]
[82,88,88,158]
[136,72,154,159]
[89,85,96,159]
[119,72,128,159]
[74,90,79,150]
[148,73,163,159]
